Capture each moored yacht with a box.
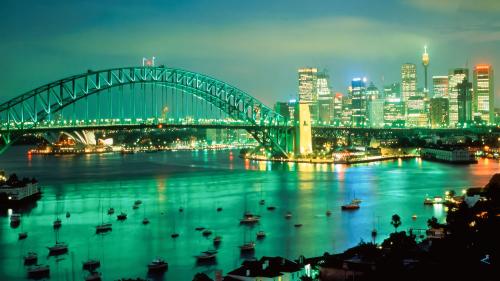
[23,252,38,265]
[285,211,292,219]
[240,212,260,224]
[47,242,68,255]
[341,202,360,210]
[82,259,101,270]
[96,223,112,233]
[239,241,256,252]
[202,229,213,236]
[147,258,168,272]
[10,213,21,226]
[256,230,266,239]
[195,250,217,262]
[27,265,50,278]
[107,208,115,215]
[117,212,127,221]
[213,236,222,245]
[19,232,28,240]
[53,218,62,228]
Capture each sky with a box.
[1,0,499,107]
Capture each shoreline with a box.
[243,154,418,164]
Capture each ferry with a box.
[0,171,42,207]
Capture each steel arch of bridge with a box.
[0,66,290,157]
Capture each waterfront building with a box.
[226,256,304,281]
[421,147,476,164]
[383,98,405,128]
[294,102,313,155]
[368,98,385,128]
[298,67,318,123]
[430,97,449,128]
[433,76,449,98]
[448,68,469,127]
[350,78,368,127]
[473,64,495,124]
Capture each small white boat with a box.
[53,218,62,229]
[23,252,37,265]
[285,212,292,219]
[148,258,168,272]
[47,242,68,255]
[82,259,101,270]
[412,214,418,220]
[27,265,50,278]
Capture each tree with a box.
[391,214,402,233]
[427,216,439,229]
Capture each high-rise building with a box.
[274,100,297,122]
[383,83,401,99]
[332,93,343,126]
[368,99,385,128]
[406,96,427,127]
[473,64,495,124]
[341,96,352,127]
[298,68,318,122]
[448,68,469,127]
[422,46,430,93]
[383,98,405,128]
[429,97,449,128]
[366,82,380,101]
[350,78,367,127]
[401,63,417,102]
[317,71,332,124]
[432,76,449,98]
[457,80,473,127]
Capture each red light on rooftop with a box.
[475,64,491,70]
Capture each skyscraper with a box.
[350,78,367,127]
[448,68,468,127]
[317,71,332,124]
[457,79,473,127]
[429,97,449,128]
[422,46,430,93]
[383,83,401,99]
[368,98,385,128]
[384,98,405,128]
[473,64,495,124]
[401,63,417,102]
[332,93,343,126]
[298,68,318,122]
[432,76,449,98]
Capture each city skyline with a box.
[1,0,499,107]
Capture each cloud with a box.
[404,0,500,12]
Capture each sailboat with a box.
[239,226,255,253]
[171,213,179,238]
[240,192,260,224]
[96,199,112,234]
[47,230,68,255]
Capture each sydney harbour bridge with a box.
[0,66,496,157]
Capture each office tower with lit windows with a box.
[448,68,468,127]
[401,63,417,102]
[350,78,368,127]
[383,83,401,99]
[457,79,473,127]
[432,76,449,98]
[473,64,495,124]
[298,67,318,123]
[366,82,380,101]
[368,98,385,128]
[422,46,430,93]
[341,96,353,127]
[332,93,343,126]
[406,95,427,127]
[430,97,449,128]
[384,98,405,128]
[317,71,332,124]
